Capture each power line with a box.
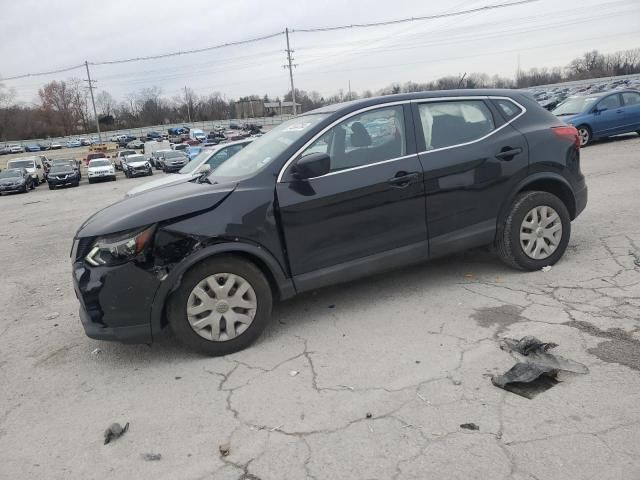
[1,0,537,82]
[290,0,539,33]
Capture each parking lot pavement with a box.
[1,135,639,479]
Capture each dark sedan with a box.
[0,168,34,194]
[47,164,80,189]
[159,151,189,172]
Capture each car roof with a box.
[8,156,38,162]
[304,88,527,116]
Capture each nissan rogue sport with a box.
[71,89,587,355]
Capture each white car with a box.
[6,156,46,185]
[87,159,117,184]
[126,140,251,196]
[7,144,24,154]
[122,154,153,178]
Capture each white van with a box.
[7,156,46,185]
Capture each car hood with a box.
[0,178,22,184]
[127,160,148,167]
[126,173,192,197]
[88,166,113,172]
[76,180,237,238]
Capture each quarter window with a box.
[494,99,523,120]
[598,94,621,110]
[622,92,640,106]
[300,106,406,173]
[418,100,495,150]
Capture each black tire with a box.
[73,181,80,187]
[112,176,117,182]
[577,124,592,147]
[48,184,54,190]
[167,255,273,356]
[33,178,39,186]
[148,169,153,176]
[496,191,571,271]
[23,184,29,193]
[30,181,35,190]
[88,178,94,184]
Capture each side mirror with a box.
[196,164,211,175]
[292,153,330,180]
[594,105,608,113]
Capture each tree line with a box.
[1,48,639,141]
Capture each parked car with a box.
[113,149,137,170]
[159,150,189,172]
[84,151,106,166]
[0,168,34,195]
[0,145,10,155]
[150,149,173,169]
[49,142,63,150]
[172,143,189,153]
[186,146,203,160]
[126,140,252,196]
[189,129,207,143]
[47,164,80,189]
[71,90,587,355]
[52,158,81,179]
[38,142,51,151]
[146,131,164,141]
[87,159,116,184]
[127,139,145,150]
[117,135,137,147]
[25,144,41,152]
[8,144,24,153]
[552,89,640,146]
[79,138,91,146]
[66,140,82,148]
[7,156,46,185]
[122,154,153,178]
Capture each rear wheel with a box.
[168,256,273,356]
[497,191,571,271]
[577,124,591,147]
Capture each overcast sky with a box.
[1,0,639,104]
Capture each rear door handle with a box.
[615,109,624,113]
[388,172,419,188]
[495,147,522,161]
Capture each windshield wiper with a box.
[196,172,212,184]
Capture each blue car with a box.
[25,144,41,152]
[552,89,640,146]
[186,146,202,161]
[66,140,82,148]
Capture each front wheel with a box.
[167,256,273,356]
[148,169,153,176]
[497,191,571,271]
[577,125,591,147]
[48,184,54,190]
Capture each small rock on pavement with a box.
[46,312,60,320]
[289,370,299,377]
[91,348,102,356]
[460,423,479,431]
[365,412,373,419]
[219,443,231,457]
[104,422,129,445]
[142,453,162,461]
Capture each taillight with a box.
[552,126,580,149]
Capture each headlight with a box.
[85,225,155,266]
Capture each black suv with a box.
[47,164,80,189]
[72,90,587,355]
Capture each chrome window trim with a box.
[276,101,410,182]
[276,96,526,182]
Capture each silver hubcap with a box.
[520,206,563,260]
[186,273,257,341]
[578,128,589,146]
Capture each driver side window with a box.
[598,94,621,110]
[301,106,406,173]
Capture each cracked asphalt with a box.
[1,135,639,480]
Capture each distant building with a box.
[235,99,265,119]
[264,101,299,116]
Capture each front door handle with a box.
[615,109,624,113]
[495,147,522,161]
[388,172,419,188]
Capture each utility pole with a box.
[84,61,102,143]
[348,80,352,101]
[185,86,192,123]
[283,28,297,116]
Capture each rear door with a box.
[412,97,529,258]
[276,104,428,289]
[621,91,640,132]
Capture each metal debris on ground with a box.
[91,348,101,356]
[365,412,372,419]
[103,422,129,445]
[141,453,162,461]
[541,265,552,272]
[218,443,230,457]
[289,370,299,377]
[460,423,479,431]
[493,335,588,399]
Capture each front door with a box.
[591,93,626,136]
[276,104,428,290]
[412,97,530,257]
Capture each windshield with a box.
[126,156,145,162]
[553,96,598,115]
[8,159,35,169]
[165,151,185,159]
[89,160,110,167]
[211,114,328,179]
[49,166,73,174]
[0,169,21,178]
[52,159,73,165]
[179,149,213,174]
[174,144,188,150]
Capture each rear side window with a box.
[598,94,621,110]
[418,100,495,150]
[494,99,523,120]
[622,92,640,106]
